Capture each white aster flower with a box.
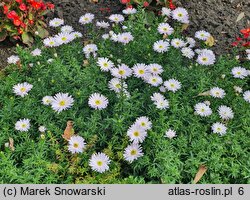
[7,55,20,64]
[109,14,124,23]
[127,124,147,143]
[55,32,74,45]
[171,7,189,24]
[157,23,174,35]
[211,122,227,135]
[195,30,211,41]
[110,33,119,42]
[165,129,177,139]
[15,119,31,132]
[135,116,152,130]
[210,87,226,99]
[49,18,64,27]
[181,47,195,59]
[61,25,74,33]
[159,85,167,93]
[146,75,163,87]
[122,7,137,15]
[89,152,111,173]
[151,92,165,102]
[123,143,143,163]
[97,57,114,72]
[231,66,248,79]
[88,93,109,110]
[43,37,58,47]
[42,96,53,105]
[171,38,185,48]
[96,21,110,29]
[194,103,212,117]
[51,93,74,113]
[154,99,170,110]
[233,86,243,94]
[161,7,171,17]
[31,48,42,56]
[186,37,196,48]
[71,31,83,38]
[13,82,33,97]
[153,40,170,53]
[79,13,94,25]
[132,63,149,78]
[243,90,250,103]
[247,54,250,60]
[148,63,163,75]
[117,32,134,44]
[164,79,182,93]
[218,105,234,120]
[111,64,132,79]
[197,50,216,66]
[68,135,86,154]
[38,126,47,133]
[102,34,110,40]
[83,44,98,58]
[108,78,127,93]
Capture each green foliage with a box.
[0,9,249,184]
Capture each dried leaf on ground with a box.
[193,165,207,184]
[205,36,215,47]
[62,121,74,141]
[236,12,245,22]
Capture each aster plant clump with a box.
[0,6,249,184]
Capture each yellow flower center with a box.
[97,161,103,166]
[84,17,89,21]
[103,63,108,67]
[133,131,139,137]
[138,70,144,74]
[152,78,157,82]
[21,124,27,128]
[115,84,121,88]
[201,108,205,112]
[170,83,175,88]
[130,149,137,156]
[153,68,157,72]
[62,37,67,41]
[95,100,101,105]
[73,143,79,148]
[119,70,125,75]
[202,57,208,61]
[59,100,66,106]
[141,122,146,126]
[20,87,26,92]
[159,45,163,49]
[178,13,183,17]
[215,92,220,95]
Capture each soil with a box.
[0,0,249,69]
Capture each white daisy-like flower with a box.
[146,75,163,87]
[243,90,250,103]
[51,93,74,113]
[210,87,226,99]
[110,33,119,42]
[231,67,248,79]
[164,79,182,93]
[117,32,134,44]
[161,7,171,17]
[43,37,58,47]
[97,57,114,72]
[83,44,98,58]
[123,143,143,163]
[122,7,137,15]
[171,38,185,48]
[154,99,170,110]
[13,82,33,97]
[102,34,110,40]
[153,40,170,53]
[159,85,167,93]
[165,129,177,139]
[68,135,86,154]
[211,122,227,135]
[186,37,196,48]
[79,13,94,25]
[246,49,250,54]
[15,119,31,132]
[197,50,216,66]
[247,54,250,60]
[135,116,152,130]
[42,96,53,105]
[181,47,195,59]
[151,92,165,102]
[55,32,74,45]
[38,126,47,133]
[194,103,212,117]
[109,14,124,23]
[148,63,163,75]
[108,78,127,93]
[157,23,174,35]
[132,63,149,78]
[31,48,42,56]
[61,25,74,33]
[96,21,110,29]
[233,86,243,94]
[218,105,234,120]
[195,30,211,41]
[127,124,147,143]
[49,18,64,27]
[71,31,83,38]
[7,55,20,64]
[88,93,109,110]
[89,152,111,173]
[171,7,189,24]
[111,64,132,79]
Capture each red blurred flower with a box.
[19,3,27,11]
[46,2,55,10]
[31,1,43,10]
[143,1,149,7]
[121,0,130,4]
[16,0,23,4]
[240,28,250,34]
[169,0,176,10]
[3,5,9,14]
[13,18,21,26]
[7,11,18,19]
